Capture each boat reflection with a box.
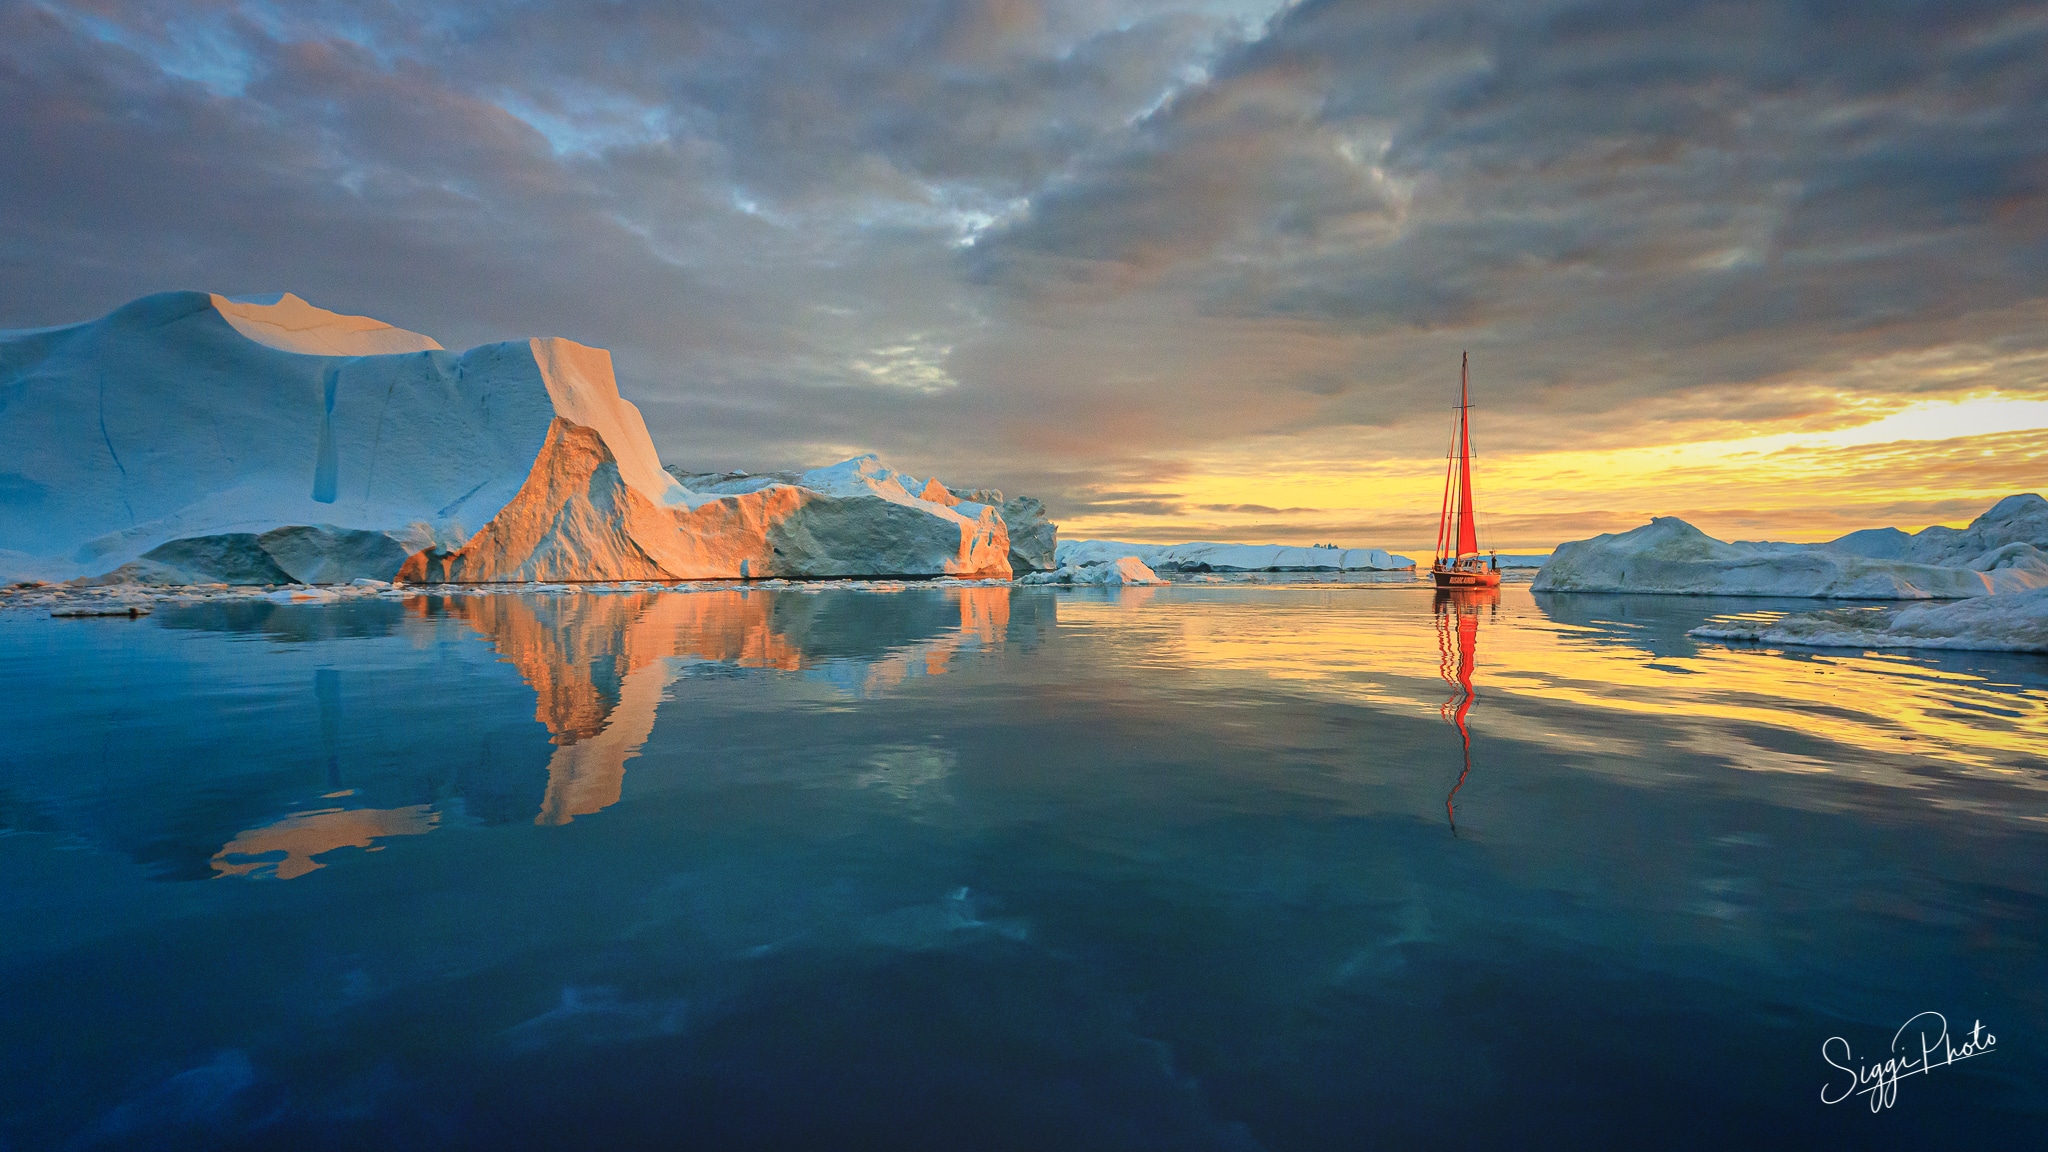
[1435,588,1497,834]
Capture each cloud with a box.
[3,0,2044,540]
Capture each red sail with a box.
[1455,355,1478,557]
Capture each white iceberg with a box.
[1055,540,1413,573]
[669,468,1056,574]
[1016,555,1164,586]
[1689,586,2048,653]
[1532,495,2048,599]
[0,292,1014,584]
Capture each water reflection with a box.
[202,586,1048,863]
[441,587,1029,825]
[20,583,2045,890]
[1057,585,2048,820]
[211,803,439,879]
[1434,589,1496,833]
[7,585,2047,1148]
[316,668,340,790]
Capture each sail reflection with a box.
[1435,589,1497,834]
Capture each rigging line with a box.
[1436,399,1459,563]
[1466,440,1490,556]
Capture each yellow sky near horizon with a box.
[1055,393,2048,553]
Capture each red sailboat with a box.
[1432,352,1501,590]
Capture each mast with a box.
[1455,353,1478,558]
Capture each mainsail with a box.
[1436,352,1480,563]
[1455,356,1478,557]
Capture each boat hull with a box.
[1431,564,1501,590]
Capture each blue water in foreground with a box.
[3,584,2044,1150]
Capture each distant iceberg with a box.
[1690,586,2048,653]
[1532,495,2048,599]
[1016,555,1165,586]
[0,292,1038,584]
[1056,540,1414,573]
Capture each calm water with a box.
[3,584,2044,1150]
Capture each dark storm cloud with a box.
[3,0,2044,524]
[974,1,2048,419]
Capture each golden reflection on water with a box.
[212,804,439,879]
[464,585,1017,825]
[1056,585,2048,795]
[212,582,2046,877]
[215,586,1024,872]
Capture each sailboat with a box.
[1432,352,1501,590]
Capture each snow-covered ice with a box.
[1533,495,2048,599]
[667,464,1051,574]
[1016,555,1165,586]
[1,292,1037,585]
[1689,586,2048,653]
[0,291,680,584]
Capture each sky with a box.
[3,0,2045,551]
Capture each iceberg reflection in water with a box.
[1,584,2045,1149]
[192,584,1043,857]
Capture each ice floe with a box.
[1016,555,1165,585]
[1689,586,2048,653]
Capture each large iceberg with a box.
[1689,586,2048,653]
[0,292,1017,584]
[1532,496,2048,599]
[1056,540,1413,572]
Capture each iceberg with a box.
[1689,586,2048,653]
[1532,496,2048,599]
[0,292,1018,584]
[995,496,1057,573]
[1056,540,1414,573]
[1016,555,1164,586]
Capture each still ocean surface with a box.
[3,583,2043,1149]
